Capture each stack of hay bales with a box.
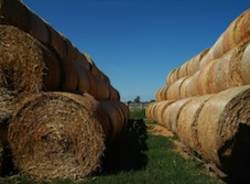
[147,9,250,177]
[0,0,128,181]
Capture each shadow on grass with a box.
[101,118,148,174]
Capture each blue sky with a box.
[23,0,250,101]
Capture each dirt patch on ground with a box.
[147,124,174,137]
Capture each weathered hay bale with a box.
[166,49,209,85]
[0,0,30,33]
[180,72,199,98]
[200,9,250,68]
[100,101,128,138]
[96,78,110,101]
[74,62,91,93]
[8,92,106,180]
[196,60,216,95]
[176,95,212,151]
[0,0,117,100]
[0,25,61,95]
[196,86,250,174]
[177,62,188,80]
[83,53,110,83]
[166,77,187,100]
[154,100,175,125]
[155,88,162,102]
[0,25,116,104]
[109,85,120,101]
[166,69,177,85]
[145,103,155,120]
[160,86,168,101]
[146,103,157,121]
[155,86,168,102]
[166,41,250,100]
[154,86,250,176]
[0,25,61,123]
[162,98,192,133]
[240,42,250,84]
[187,48,209,75]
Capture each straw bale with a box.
[8,92,105,180]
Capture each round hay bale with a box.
[161,86,169,101]
[176,95,212,151]
[88,74,98,99]
[95,78,110,101]
[197,60,216,95]
[75,64,91,93]
[145,103,152,120]
[177,63,188,79]
[100,101,128,138]
[180,76,192,98]
[187,48,210,75]
[146,103,157,120]
[109,86,120,101]
[166,49,209,86]
[166,69,176,85]
[49,28,67,61]
[162,98,192,133]
[240,42,250,84]
[234,9,250,44]
[156,86,168,101]
[181,72,199,98]
[208,51,232,93]
[149,103,158,121]
[196,86,250,172]
[166,77,187,100]
[155,100,175,125]
[61,59,79,92]
[168,68,179,85]
[0,25,61,96]
[200,9,250,68]
[155,88,162,102]
[8,92,105,180]
[82,53,109,82]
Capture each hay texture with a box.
[0,25,118,106]
[161,41,250,101]
[100,101,128,138]
[200,9,250,68]
[151,86,250,175]
[176,95,212,152]
[8,92,105,180]
[0,25,61,95]
[162,98,192,133]
[166,49,209,85]
[195,86,250,172]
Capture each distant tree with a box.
[134,96,141,103]
[127,100,132,105]
[150,99,155,103]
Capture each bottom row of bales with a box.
[0,92,128,181]
[147,86,250,178]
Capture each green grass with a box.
[84,135,221,184]
[0,134,221,184]
[129,108,145,119]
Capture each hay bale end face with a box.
[8,92,105,181]
[0,25,61,96]
[196,86,250,172]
